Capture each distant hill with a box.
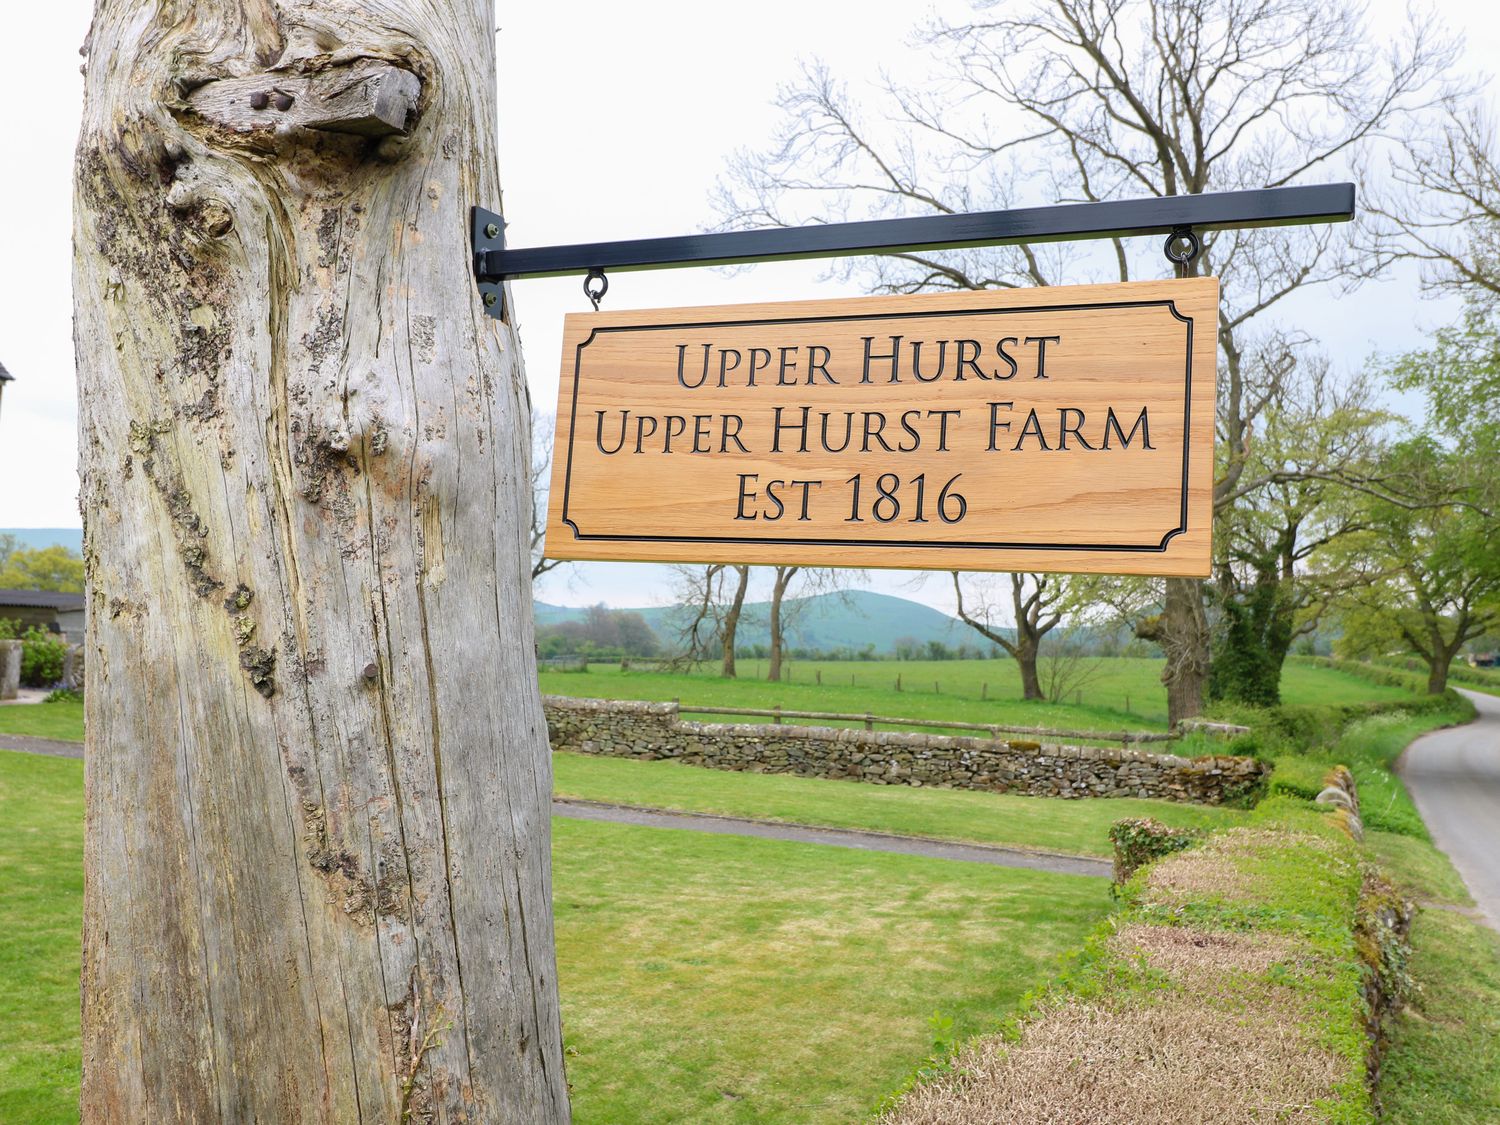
[1,528,83,554]
[535,589,996,656]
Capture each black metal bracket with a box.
[470,184,1354,310]
[473,206,506,319]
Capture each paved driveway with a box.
[1399,689,1500,930]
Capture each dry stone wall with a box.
[544,696,1268,805]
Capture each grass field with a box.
[540,656,1422,733]
[0,750,1110,1123]
[0,659,1423,749]
[555,751,1246,858]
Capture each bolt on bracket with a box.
[472,206,506,320]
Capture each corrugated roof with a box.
[0,589,84,610]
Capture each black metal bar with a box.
[473,184,1353,282]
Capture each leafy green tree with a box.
[1390,291,1500,518]
[1335,439,1500,693]
[1209,363,1389,705]
[0,545,84,592]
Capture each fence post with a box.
[896,674,902,692]
[773,704,782,725]
[934,680,940,695]
[982,682,987,700]
[864,712,874,732]
[816,669,822,685]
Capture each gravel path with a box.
[1398,688,1500,931]
[0,737,1110,877]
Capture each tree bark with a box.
[1016,640,1042,702]
[1159,578,1211,725]
[720,565,750,678]
[1427,659,1450,695]
[75,2,568,1120]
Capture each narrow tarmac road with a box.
[553,798,1111,877]
[1398,688,1500,930]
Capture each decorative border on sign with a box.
[558,299,1194,553]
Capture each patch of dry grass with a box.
[1109,922,1302,981]
[879,809,1374,1124]
[884,991,1346,1125]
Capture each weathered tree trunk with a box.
[1427,660,1450,695]
[1016,640,1043,702]
[74,2,569,1120]
[1159,578,1211,725]
[720,565,750,678]
[1422,623,1458,695]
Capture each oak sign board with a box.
[544,278,1218,576]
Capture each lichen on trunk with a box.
[75,1,568,1120]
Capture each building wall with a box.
[0,605,60,633]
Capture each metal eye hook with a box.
[584,268,609,311]
[1164,226,1201,278]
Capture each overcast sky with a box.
[2,1,1496,614]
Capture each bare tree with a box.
[74,1,567,1117]
[1368,104,1500,298]
[765,567,859,681]
[1038,628,1107,705]
[720,565,752,677]
[666,563,727,668]
[721,0,1453,722]
[952,572,1066,700]
[530,411,567,582]
[767,565,801,682]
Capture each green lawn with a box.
[0,700,84,743]
[1369,829,1500,1124]
[541,655,1422,733]
[0,749,1110,1123]
[0,753,83,1125]
[555,819,1107,1123]
[554,751,1247,858]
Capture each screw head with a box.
[362,662,378,682]
[483,292,498,308]
[484,222,500,239]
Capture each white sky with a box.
[1,1,1496,615]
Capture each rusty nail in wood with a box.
[249,91,269,110]
[272,92,294,111]
[362,662,379,682]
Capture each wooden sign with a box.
[544,278,1217,576]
